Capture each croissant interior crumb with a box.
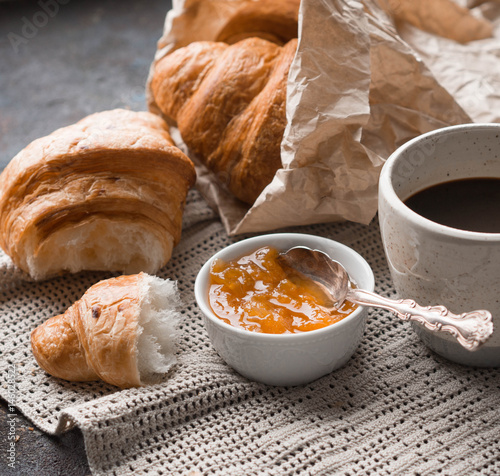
[137,274,181,384]
[26,219,173,280]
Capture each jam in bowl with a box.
[195,233,374,386]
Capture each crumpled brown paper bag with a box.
[146,0,499,235]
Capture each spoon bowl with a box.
[277,246,351,307]
[278,247,494,352]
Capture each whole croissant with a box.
[150,37,298,205]
[0,109,196,280]
[31,273,181,388]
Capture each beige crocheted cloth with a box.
[1,190,499,475]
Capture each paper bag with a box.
[146,0,498,235]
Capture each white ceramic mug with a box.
[378,123,500,367]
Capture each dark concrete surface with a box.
[0,400,89,475]
[0,0,172,170]
[0,0,172,473]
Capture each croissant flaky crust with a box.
[214,0,300,45]
[31,273,181,388]
[0,109,196,280]
[151,37,298,205]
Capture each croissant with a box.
[150,37,298,205]
[378,0,492,43]
[214,0,300,45]
[0,109,196,280]
[31,273,181,388]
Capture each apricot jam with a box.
[208,245,358,334]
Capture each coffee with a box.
[404,177,500,233]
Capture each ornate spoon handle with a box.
[348,289,494,351]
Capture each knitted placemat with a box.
[1,189,499,475]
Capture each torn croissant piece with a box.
[31,272,181,388]
[0,109,196,280]
[150,37,298,205]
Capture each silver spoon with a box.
[277,246,494,351]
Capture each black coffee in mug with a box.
[404,177,500,233]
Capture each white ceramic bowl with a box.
[194,233,374,386]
